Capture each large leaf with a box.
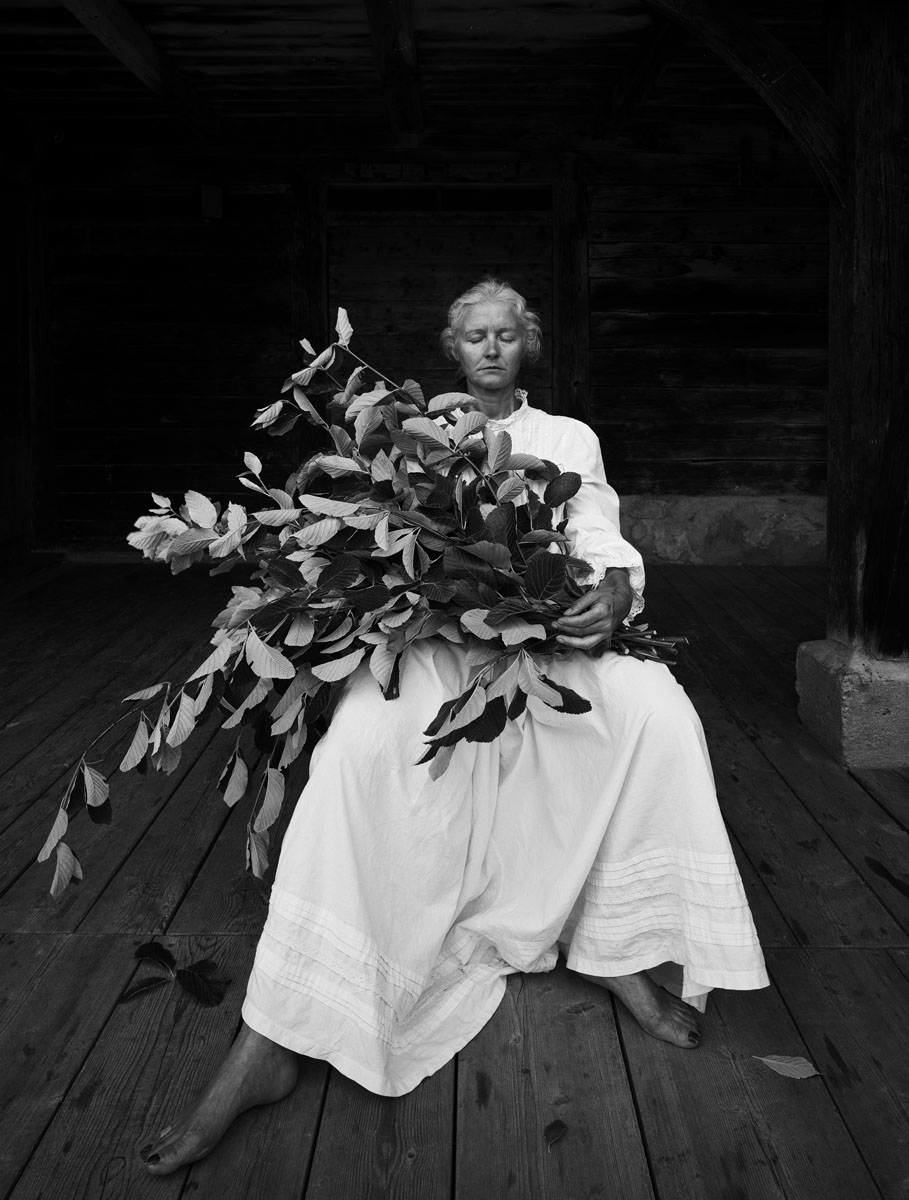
[184,490,218,528]
[284,613,315,647]
[295,517,343,546]
[485,429,513,473]
[538,675,592,714]
[166,689,198,747]
[298,495,361,517]
[176,963,229,1007]
[136,941,177,971]
[311,647,366,682]
[500,618,547,646]
[317,556,361,592]
[122,683,166,703]
[38,807,68,863]
[186,638,233,682]
[524,549,567,601]
[543,472,582,507]
[753,1055,821,1079]
[245,628,296,680]
[119,716,150,772]
[50,842,82,900]
[452,410,487,444]
[83,764,109,808]
[254,507,302,527]
[402,417,451,448]
[254,767,285,833]
[220,749,249,807]
[428,391,473,414]
[247,828,270,878]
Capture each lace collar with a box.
[486,387,530,429]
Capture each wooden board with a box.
[769,948,909,1200]
[455,967,654,1199]
[305,1062,454,1200]
[0,932,140,1198]
[5,935,324,1200]
[650,569,909,936]
[617,971,879,1199]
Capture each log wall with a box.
[34,105,828,560]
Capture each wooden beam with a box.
[60,0,220,141]
[362,0,424,138]
[599,14,679,135]
[639,0,844,206]
[552,156,590,423]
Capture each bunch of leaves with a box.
[38,307,685,896]
[118,941,230,1007]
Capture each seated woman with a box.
[141,278,768,1175]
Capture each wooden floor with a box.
[1,562,907,1200]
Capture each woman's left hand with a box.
[553,568,634,651]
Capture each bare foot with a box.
[577,969,702,1048]
[138,1023,299,1175]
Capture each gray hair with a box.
[440,277,543,365]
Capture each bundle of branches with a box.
[37,309,685,898]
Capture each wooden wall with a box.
[46,185,294,542]
[26,94,828,559]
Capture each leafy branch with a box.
[38,306,686,898]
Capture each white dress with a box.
[242,397,769,1096]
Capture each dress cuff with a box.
[586,558,646,620]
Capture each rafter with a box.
[362,0,424,138]
[599,14,679,135]
[60,0,220,141]
[640,0,844,205]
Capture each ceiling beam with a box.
[598,14,679,135]
[363,0,424,138]
[60,0,220,141]
[640,0,844,205]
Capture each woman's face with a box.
[453,300,525,394]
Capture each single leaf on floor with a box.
[543,1119,567,1151]
[753,1055,821,1078]
[176,965,230,1007]
[135,941,177,973]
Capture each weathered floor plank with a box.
[2,564,907,1200]
[770,949,909,1200]
[455,966,655,1200]
[617,973,882,1200]
[306,1063,455,1200]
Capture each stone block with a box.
[620,495,825,565]
[796,639,909,768]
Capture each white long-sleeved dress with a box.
[242,397,769,1096]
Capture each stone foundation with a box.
[796,640,909,768]
[620,495,826,565]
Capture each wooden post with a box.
[552,157,590,422]
[826,1,909,658]
[797,0,909,767]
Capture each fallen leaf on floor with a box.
[543,1119,567,1152]
[753,1055,820,1078]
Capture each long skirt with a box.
[242,641,769,1097]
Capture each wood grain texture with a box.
[60,0,221,138]
[552,159,589,421]
[653,568,909,936]
[827,2,909,656]
[640,0,844,203]
[455,967,654,1199]
[770,949,909,1200]
[0,932,140,1198]
[617,974,878,1199]
[305,1061,454,1199]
